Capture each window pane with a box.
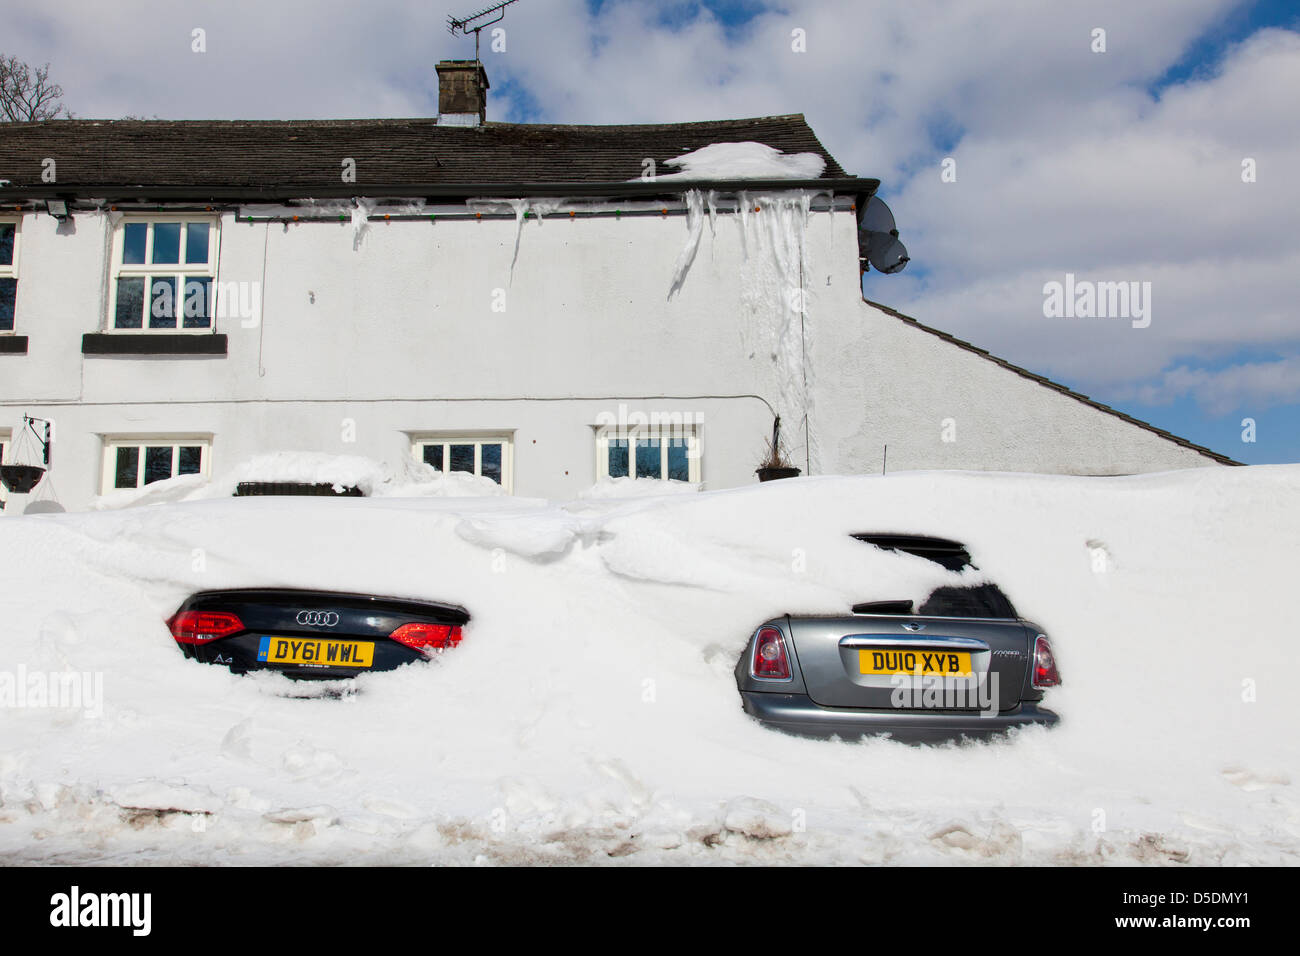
[667,438,690,481]
[114,277,145,328]
[178,446,202,475]
[122,223,147,264]
[182,276,212,328]
[149,277,178,328]
[152,222,181,264]
[144,446,173,484]
[607,438,628,478]
[635,438,661,479]
[422,445,444,470]
[0,224,14,266]
[114,446,140,489]
[449,444,475,474]
[481,443,502,484]
[0,278,14,331]
[184,223,210,264]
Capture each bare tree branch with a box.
[0,54,71,122]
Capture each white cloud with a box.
[1132,355,1300,416]
[884,25,1300,394]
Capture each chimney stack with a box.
[436,60,489,126]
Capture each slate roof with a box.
[0,114,872,202]
[865,299,1242,467]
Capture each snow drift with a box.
[2,466,1298,865]
[89,452,505,510]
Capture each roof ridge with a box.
[863,298,1243,467]
[7,113,811,129]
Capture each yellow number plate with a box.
[257,636,374,668]
[858,648,973,677]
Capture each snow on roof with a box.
[652,142,827,182]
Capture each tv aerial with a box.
[857,196,910,274]
[448,0,522,61]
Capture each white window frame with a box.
[0,216,20,334]
[411,433,514,493]
[100,436,212,494]
[109,215,220,333]
[595,424,701,483]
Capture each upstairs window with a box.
[413,435,513,492]
[0,220,18,332]
[101,437,211,494]
[596,424,700,483]
[111,218,217,331]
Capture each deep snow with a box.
[1,466,1297,865]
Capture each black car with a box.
[735,534,1061,743]
[168,588,470,679]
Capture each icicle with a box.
[350,199,372,250]
[505,198,529,278]
[667,189,706,299]
[730,190,821,474]
[495,198,563,280]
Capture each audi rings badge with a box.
[296,610,340,627]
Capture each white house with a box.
[0,60,1235,513]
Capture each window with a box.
[110,218,217,331]
[412,435,513,492]
[0,219,18,332]
[101,437,211,493]
[596,424,700,483]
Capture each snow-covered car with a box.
[735,535,1061,743]
[168,589,470,678]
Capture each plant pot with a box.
[756,466,801,482]
[0,464,46,494]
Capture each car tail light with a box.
[168,611,245,645]
[389,622,463,653]
[751,626,791,680]
[1031,634,1061,688]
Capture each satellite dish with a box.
[857,196,909,274]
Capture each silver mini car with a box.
[735,535,1060,743]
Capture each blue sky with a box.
[1151,0,1300,91]
[7,0,1297,465]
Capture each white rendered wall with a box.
[810,300,1220,476]
[0,199,1223,513]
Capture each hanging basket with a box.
[0,463,47,494]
